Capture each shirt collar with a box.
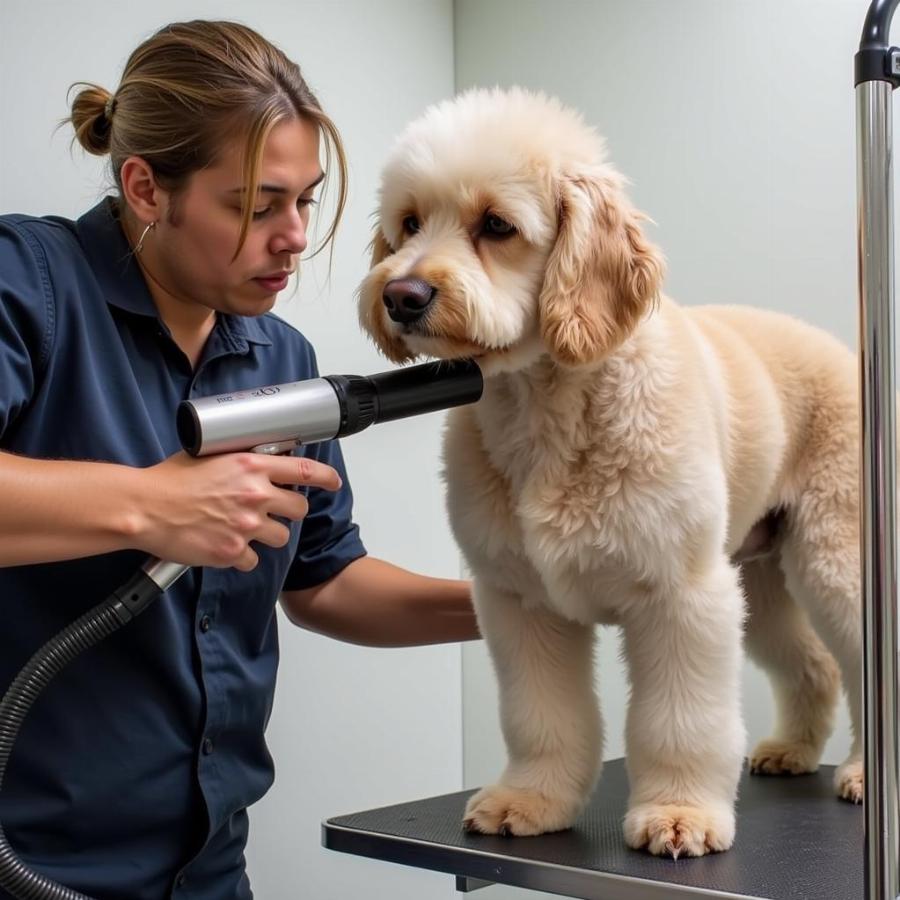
[75,198,272,348]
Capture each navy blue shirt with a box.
[0,199,366,899]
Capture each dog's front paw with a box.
[463,785,580,836]
[624,803,735,858]
[835,758,863,804]
[749,738,820,775]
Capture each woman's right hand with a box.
[136,451,342,571]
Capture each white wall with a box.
[0,2,463,898]
[457,1,866,896]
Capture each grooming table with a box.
[323,758,862,899]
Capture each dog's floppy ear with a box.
[368,226,394,268]
[539,170,664,365]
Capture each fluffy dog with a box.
[358,87,861,858]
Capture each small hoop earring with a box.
[135,221,156,254]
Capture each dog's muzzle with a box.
[383,277,435,325]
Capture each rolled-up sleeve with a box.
[0,221,54,439]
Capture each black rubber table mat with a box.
[323,758,863,899]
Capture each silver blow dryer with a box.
[177,358,484,456]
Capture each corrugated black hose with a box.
[0,569,162,900]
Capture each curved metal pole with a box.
[856,4,900,897]
[861,0,900,49]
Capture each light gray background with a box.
[0,2,879,898]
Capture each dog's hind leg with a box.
[742,556,841,776]
[779,497,863,803]
[463,581,602,837]
[621,555,745,858]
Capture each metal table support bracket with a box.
[455,875,494,893]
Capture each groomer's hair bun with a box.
[68,83,114,155]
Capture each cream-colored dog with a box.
[358,87,861,858]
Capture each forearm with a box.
[0,450,146,565]
[280,556,481,647]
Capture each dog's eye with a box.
[402,215,420,235]
[482,214,516,239]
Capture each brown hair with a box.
[67,20,347,259]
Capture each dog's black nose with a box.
[382,278,435,324]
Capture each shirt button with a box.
[176,873,186,887]
[199,615,212,633]
[202,737,214,755]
